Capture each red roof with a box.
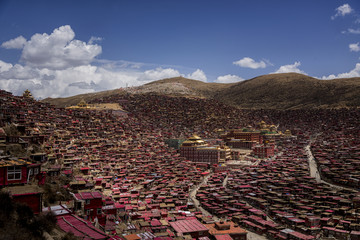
[57,214,108,239]
[214,235,233,240]
[288,231,315,240]
[170,219,208,234]
[74,191,102,200]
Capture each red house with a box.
[43,204,108,239]
[0,158,32,186]
[4,185,43,214]
[252,144,275,158]
[27,163,42,183]
[57,214,109,239]
[170,219,209,238]
[73,191,103,220]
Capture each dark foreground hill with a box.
[42,73,360,109]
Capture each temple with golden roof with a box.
[180,134,207,148]
[180,135,231,164]
[67,99,90,109]
[22,89,34,99]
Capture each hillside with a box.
[42,76,232,108]
[42,88,127,108]
[42,73,360,109]
[140,76,233,98]
[217,73,360,109]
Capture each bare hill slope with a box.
[140,76,233,97]
[42,89,127,108]
[217,73,360,109]
[42,73,360,109]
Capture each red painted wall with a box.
[13,193,42,214]
[1,166,28,186]
[0,168,4,186]
[84,198,103,219]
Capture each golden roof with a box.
[0,158,32,168]
[78,99,88,107]
[188,134,202,140]
[22,89,33,98]
[181,134,207,147]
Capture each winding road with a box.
[189,173,218,220]
[189,172,267,240]
[305,144,322,183]
[305,142,353,191]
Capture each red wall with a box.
[0,168,4,186]
[1,166,28,186]
[84,198,103,219]
[13,193,42,214]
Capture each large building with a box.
[252,144,275,159]
[180,135,222,164]
[226,139,257,149]
[221,128,262,150]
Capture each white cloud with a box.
[344,28,360,34]
[19,25,102,70]
[0,61,210,98]
[0,25,210,98]
[215,74,244,83]
[233,57,267,69]
[139,67,181,81]
[332,3,353,19]
[0,60,13,72]
[322,63,360,79]
[0,64,40,80]
[349,42,360,52]
[0,60,147,98]
[273,61,306,74]
[88,36,103,44]
[96,59,144,70]
[1,36,27,49]
[186,69,207,82]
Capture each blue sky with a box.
[0,0,359,98]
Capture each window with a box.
[85,199,90,205]
[34,168,39,175]
[7,166,22,180]
[86,209,91,215]
[97,208,102,215]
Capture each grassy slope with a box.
[217,73,360,109]
[42,89,126,108]
[42,73,360,109]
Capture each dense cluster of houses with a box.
[311,121,360,188]
[1,89,360,240]
[0,90,250,239]
[197,135,360,239]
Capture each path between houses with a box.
[305,143,353,191]
[189,172,268,240]
[189,173,218,220]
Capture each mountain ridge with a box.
[42,73,360,109]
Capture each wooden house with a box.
[0,157,32,186]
